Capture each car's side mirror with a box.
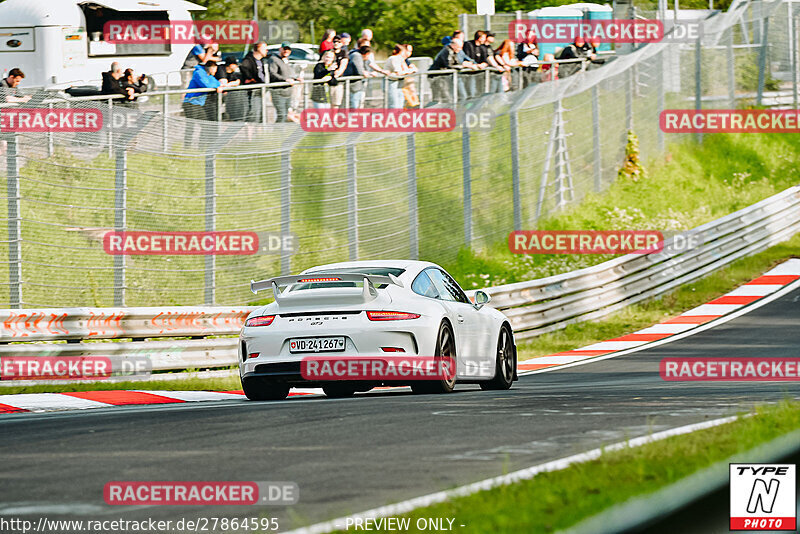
[474,290,490,309]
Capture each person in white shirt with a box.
[384,44,415,108]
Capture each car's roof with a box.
[303,260,439,278]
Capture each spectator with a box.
[330,35,349,108]
[311,50,338,108]
[540,53,558,82]
[268,42,298,122]
[484,32,508,93]
[462,31,488,98]
[320,29,336,53]
[1,68,31,103]
[218,59,247,121]
[102,62,135,102]
[184,61,226,120]
[495,39,519,91]
[182,41,220,87]
[430,37,466,103]
[517,30,538,63]
[441,35,452,46]
[357,32,390,77]
[183,61,228,145]
[361,28,373,44]
[556,36,590,77]
[339,33,352,52]
[240,41,268,122]
[343,44,371,108]
[587,39,606,67]
[401,44,419,108]
[385,44,413,108]
[120,68,148,101]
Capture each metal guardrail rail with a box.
[0,185,798,371]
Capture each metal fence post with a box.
[462,124,471,247]
[625,68,633,132]
[452,71,458,104]
[406,133,419,259]
[695,35,703,144]
[204,152,216,305]
[510,111,521,231]
[107,97,114,158]
[793,18,798,110]
[280,149,292,275]
[6,133,22,308]
[113,146,126,306]
[459,13,468,33]
[162,93,169,152]
[591,85,602,192]
[47,103,54,157]
[484,13,491,33]
[261,86,267,125]
[727,28,736,108]
[757,18,769,106]
[346,142,358,261]
[657,49,665,152]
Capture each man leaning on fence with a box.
[268,42,298,123]
[240,42,268,122]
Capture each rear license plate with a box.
[289,337,346,353]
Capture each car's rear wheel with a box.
[322,383,357,398]
[411,321,456,394]
[480,325,515,391]
[241,377,290,400]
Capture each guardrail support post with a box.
[6,133,22,308]
[510,111,522,231]
[757,18,768,106]
[346,142,358,261]
[407,133,419,259]
[462,124,472,247]
[591,85,602,192]
[113,146,126,306]
[204,152,216,305]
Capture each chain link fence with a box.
[0,0,793,308]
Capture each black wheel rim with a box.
[498,328,514,383]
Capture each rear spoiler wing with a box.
[250,273,404,302]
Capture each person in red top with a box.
[319,29,335,53]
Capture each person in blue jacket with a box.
[183,61,228,145]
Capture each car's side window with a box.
[411,271,440,299]
[437,269,471,304]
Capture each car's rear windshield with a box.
[291,268,406,290]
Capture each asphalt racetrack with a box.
[1,284,798,532]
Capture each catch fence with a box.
[0,0,793,308]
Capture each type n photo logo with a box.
[730,464,796,530]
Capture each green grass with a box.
[323,399,800,533]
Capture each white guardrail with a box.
[1,185,798,372]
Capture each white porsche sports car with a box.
[239,260,517,400]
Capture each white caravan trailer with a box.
[0,0,205,89]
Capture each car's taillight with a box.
[381,347,406,352]
[245,315,275,327]
[366,311,420,321]
[298,277,341,282]
[248,352,260,359]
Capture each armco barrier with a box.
[0,186,798,372]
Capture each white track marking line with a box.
[527,355,594,365]
[131,390,247,402]
[283,415,739,534]
[762,258,800,275]
[0,393,111,412]
[519,275,800,376]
